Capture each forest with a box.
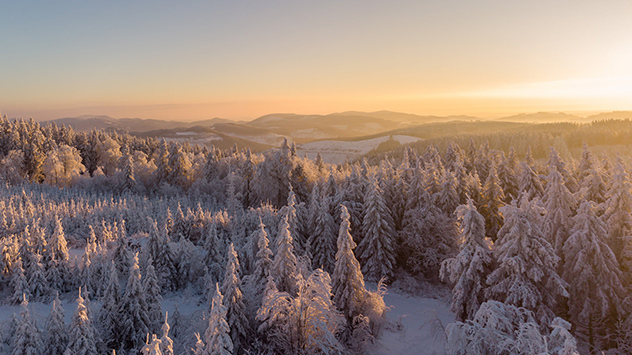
[0,116,632,354]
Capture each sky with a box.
[1,0,632,121]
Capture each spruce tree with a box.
[332,205,368,324]
[204,284,234,355]
[119,252,150,350]
[480,162,505,241]
[563,201,625,351]
[543,166,576,258]
[144,258,163,335]
[220,243,249,354]
[357,175,396,281]
[10,258,30,305]
[97,262,120,350]
[602,160,632,261]
[44,293,67,355]
[486,196,568,325]
[271,214,298,295]
[12,295,42,355]
[66,288,99,355]
[440,199,493,321]
[309,196,337,274]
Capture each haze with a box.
[2,0,632,121]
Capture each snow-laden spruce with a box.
[486,195,568,325]
[220,243,249,354]
[12,295,42,355]
[44,293,67,355]
[440,199,493,321]
[562,201,625,352]
[65,288,99,355]
[357,175,396,281]
[203,284,233,355]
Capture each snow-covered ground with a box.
[375,288,454,355]
[297,135,421,164]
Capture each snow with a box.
[374,288,454,355]
[297,135,422,164]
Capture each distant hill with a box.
[42,110,632,153]
[47,115,232,132]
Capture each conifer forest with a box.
[2,117,632,354]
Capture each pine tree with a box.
[65,288,99,355]
[204,284,234,355]
[309,196,337,274]
[119,252,150,350]
[332,205,368,324]
[144,258,163,335]
[47,216,69,292]
[440,199,493,321]
[357,175,396,281]
[562,201,625,351]
[271,214,298,295]
[221,243,249,354]
[12,295,42,355]
[44,293,67,355]
[486,196,568,325]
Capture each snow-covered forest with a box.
[1,117,632,354]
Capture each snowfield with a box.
[297,135,422,164]
[376,291,453,355]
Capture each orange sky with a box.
[2,1,632,121]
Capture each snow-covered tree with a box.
[65,288,99,355]
[159,313,174,355]
[119,252,150,350]
[480,162,504,241]
[221,243,249,354]
[271,214,298,295]
[203,284,234,355]
[257,270,345,354]
[144,258,163,335]
[602,160,632,261]
[97,262,120,350]
[543,166,576,258]
[12,295,42,355]
[309,196,337,274]
[332,205,368,324]
[44,293,67,355]
[445,301,577,355]
[440,199,493,321]
[562,201,624,351]
[357,175,396,281]
[486,196,568,325]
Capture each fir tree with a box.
[440,199,493,321]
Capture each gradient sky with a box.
[2,0,632,121]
